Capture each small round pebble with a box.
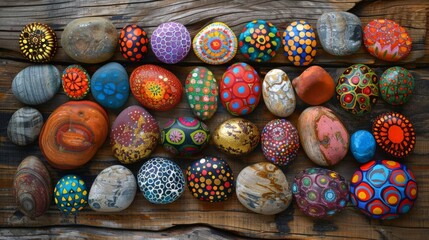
[54,174,88,215]
[19,22,57,62]
[7,107,44,146]
[151,22,191,64]
[380,66,414,105]
[283,20,317,66]
[137,157,185,204]
[62,65,90,100]
[350,130,376,163]
[119,24,149,62]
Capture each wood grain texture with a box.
[1,0,429,239]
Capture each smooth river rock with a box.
[61,17,118,64]
[12,65,60,105]
[262,69,295,117]
[317,11,362,56]
[89,165,137,212]
[7,107,44,146]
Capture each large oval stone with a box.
[7,107,43,146]
[379,66,414,105]
[262,69,295,117]
[297,106,349,166]
[88,165,137,212]
[12,65,60,105]
[91,62,129,109]
[317,12,362,56]
[61,17,118,64]
[111,105,160,164]
[39,101,109,169]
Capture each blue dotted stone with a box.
[350,130,376,163]
[91,62,129,109]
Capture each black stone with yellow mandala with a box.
[19,22,57,62]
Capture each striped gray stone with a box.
[7,107,44,146]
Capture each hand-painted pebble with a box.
[89,165,137,212]
[61,17,118,64]
[193,22,237,65]
[350,160,417,219]
[151,22,191,64]
[372,112,415,158]
[62,65,90,100]
[111,105,159,164]
[317,12,362,56]
[363,19,412,62]
[236,162,292,215]
[91,62,129,109]
[54,174,88,215]
[7,107,43,146]
[185,67,218,120]
[130,64,183,111]
[336,64,379,115]
[238,20,281,62]
[292,66,335,105]
[161,117,210,156]
[262,69,295,117]
[119,24,149,62]
[39,101,109,170]
[350,130,376,163]
[19,22,57,62]
[137,157,185,204]
[220,62,261,116]
[297,106,349,166]
[13,156,52,218]
[213,118,260,156]
[261,119,300,166]
[283,20,317,66]
[292,168,349,218]
[12,65,60,105]
[186,157,234,202]
[380,66,414,105]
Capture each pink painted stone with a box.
[297,106,349,166]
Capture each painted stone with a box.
[372,112,415,158]
[39,101,109,170]
[137,157,185,204]
[292,168,349,218]
[238,20,281,62]
[363,19,412,62]
[111,105,159,164]
[151,22,191,64]
[119,24,149,62]
[336,64,379,115]
[317,12,362,56]
[261,119,300,166]
[283,20,317,66]
[185,67,218,120]
[350,160,418,219]
[161,117,210,156]
[380,66,414,105]
[130,64,183,111]
[220,62,261,116]
[62,65,90,100]
[236,162,292,215]
[54,174,88,215]
[213,118,260,156]
[7,107,43,146]
[89,165,137,212]
[297,106,349,166]
[12,65,60,105]
[62,17,117,64]
[19,22,57,62]
[262,69,296,117]
[91,62,129,109]
[193,22,237,65]
[350,130,376,163]
[292,66,335,105]
[186,157,234,202]
[13,156,51,218]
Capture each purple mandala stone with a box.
[151,22,191,64]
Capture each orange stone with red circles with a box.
[119,24,149,62]
[372,112,415,158]
[61,65,90,99]
[39,101,109,169]
[130,64,183,111]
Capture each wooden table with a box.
[1,0,428,239]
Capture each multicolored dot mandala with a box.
[119,24,149,62]
[19,22,57,62]
[283,20,317,66]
